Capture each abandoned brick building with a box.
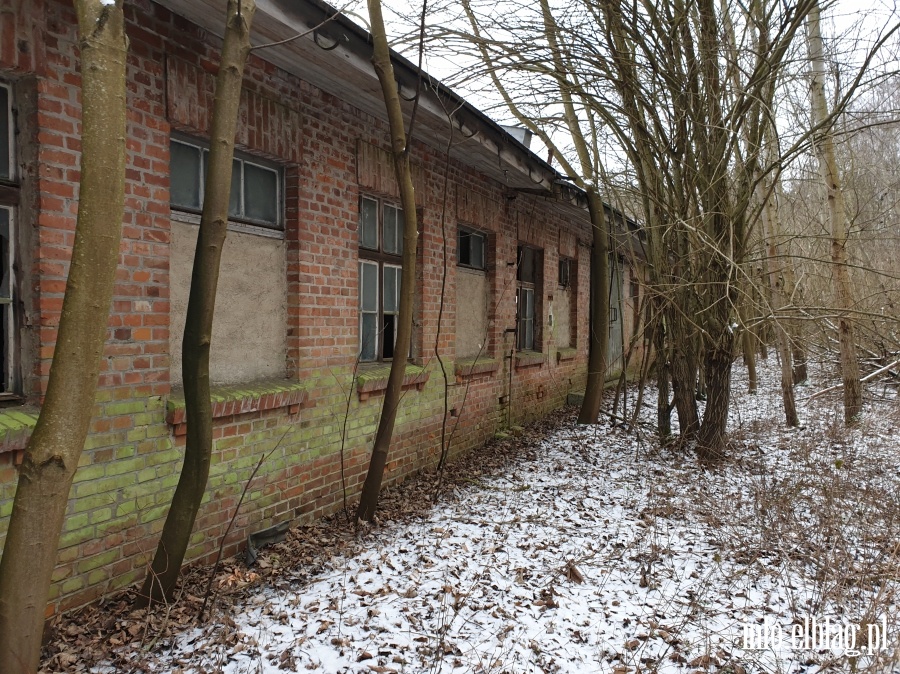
[0,0,646,613]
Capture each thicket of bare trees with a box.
[418,0,900,453]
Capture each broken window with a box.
[457,226,486,270]
[359,195,404,362]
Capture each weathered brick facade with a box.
[0,0,637,615]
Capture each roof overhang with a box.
[155,0,563,193]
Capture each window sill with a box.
[356,363,429,401]
[166,379,310,436]
[171,210,285,240]
[455,357,499,381]
[514,350,547,369]
[556,347,577,363]
[0,406,39,464]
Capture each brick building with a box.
[0,0,646,613]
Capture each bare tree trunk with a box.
[652,307,672,440]
[696,327,735,462]
[0,1,127,668]
[578,189,610,424]
[760,160,800,426]
[670,312,699,440]
[739,300,758,394]
[138,0,256,605]
[356,0,419,522]
[807,1,862,424]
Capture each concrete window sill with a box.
[166,379,310,436]
[356,363,429,401]
[514,350,547,369]
[455,357,499,381]
[0,407,39,464]
[556,347,577,363]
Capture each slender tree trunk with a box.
[670,311,699,440]
[760,164,800,426]
[652,307,672,441]
[138,0,256,605]
[578,189,610,424]
[739,300,758,394]
[0,2,127,668]
[696,327,735,462]
[356,0,419,522]
[807,1,862,424]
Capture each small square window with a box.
[458,227,486,270]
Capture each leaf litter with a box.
[42,358,900,673]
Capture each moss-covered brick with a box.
[109,568,143,591]
[136,467,157,483]
[73,474,135,499]
[77,549,120,574]
[90,507,113,524]
[126,428,147,442]
[87,569,110,586]
[64,512,90,532]
[84,431,127,451]
[105,401,147,417]
[105,456,146,477]
[138,504,169,524]
[145,424,169,439]
[58,526,95,551]
[70,493,111,514]
[60,576,86,595]
[73,463,106,483]
[144,448,181,467]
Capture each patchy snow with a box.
[90,359,900,674]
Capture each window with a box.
[0,84,11,181]
[169,136,282,230]
[0,82,18,395]
[457,226,486,270]
[558,257,572,289]
[359,195,405,362]
[516,244,541,351]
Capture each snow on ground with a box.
[99,359,900,674]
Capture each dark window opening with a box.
[558,257,572,288]
[458,227,486,270]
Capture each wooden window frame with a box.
[358,195,405,363]
[516,244,542,352]
[0,81,20,398]
[169,134,284,232]
[457,225,486,271]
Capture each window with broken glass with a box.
[358,195,404,362]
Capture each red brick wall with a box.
[0,0,597,614]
